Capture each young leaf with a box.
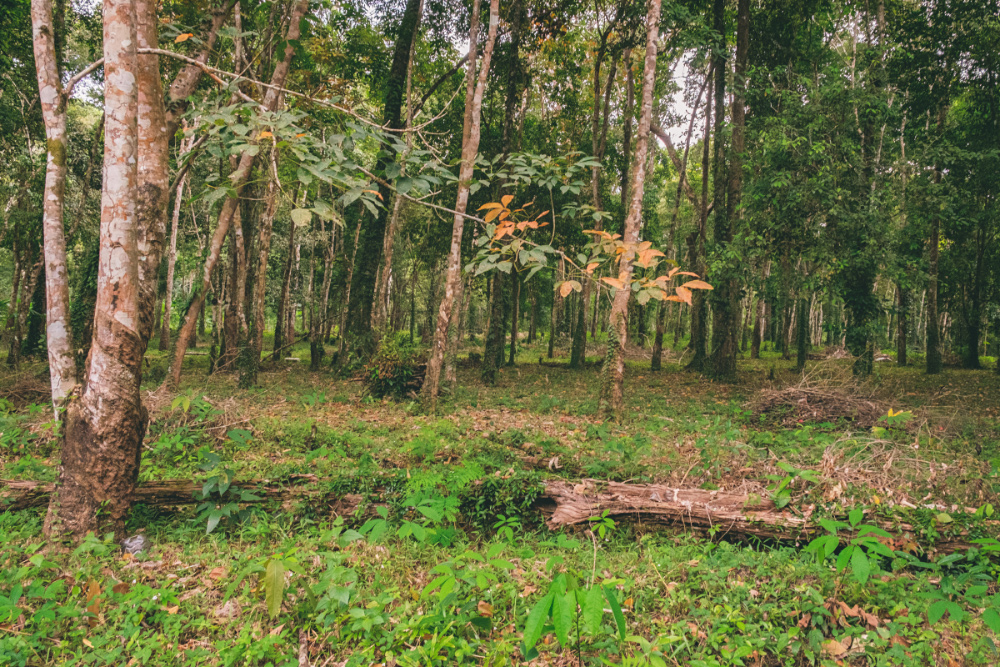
[552,592,574,647]
[264,559,285,619]
[523,593,554,649]
[583,585,604,634]
[851,547,871,584]
[604,586,627,640]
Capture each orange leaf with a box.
[363,189,383,201]
[258,131,273,139]
[586,262,600,273]
[175,33,194,43]
[295,133,306,138]
[602,277,625,290]
[485,208,503,223]
[675,285,692,305]
[665,295,684,302]
[681,279,713,290]
[501,194,514,207]
[478,202,503,210]
[478,601,494,617]
[674,271,700,278]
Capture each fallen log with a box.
[539,480,987,554]
[3,477,992,555]
[0,476,362,515]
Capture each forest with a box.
[0,0,999,664]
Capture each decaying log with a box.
[539,480,987,554]
[3,477,992,555]
[0,476,362,515]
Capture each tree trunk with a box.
[482,272,506,384]
[30,0,77,410]
[600,0,661,419]
[273,213,297,360]
[45,0,147,541]
[348,0,424,338]
[708,0,746,381]
[421,0,498,403]
[686,71,713,372]
[508,270,520,366]
[572,43,620,369]
[335,219,363,366]
[896,284,908,366]
[241,159,279,387]
[160,153,187,352]
[165,0,309,388]
[796,293,809,371]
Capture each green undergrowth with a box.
[2,341,999,665]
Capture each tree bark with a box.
[44,0,146,541]
[686,73,714,371]
[707,0,746,381]
[165,0,309,388]
[30,0,77,411]
[421,0,499,405]
[241,154,279,387]
[600,0,661,419]
[572,31,621,369]
[348,0,424,338]
[159,141,188,352]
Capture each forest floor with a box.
[1,335,999,666]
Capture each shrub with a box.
[362,332,424,399]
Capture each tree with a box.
[422,0,500,405]
[600,0,662,418]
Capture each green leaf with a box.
[206,510,222,534]
[264,559,285,619]
[836,545,854,572]
[552,592,573,647]
[848,508,863,527]
[927,599,950,624]
[523,593,553,649]
[583,585,604,634]
[982,608,1000,634]
[604,586,627,640]
[850,547,870,584]
[291,208,312,227]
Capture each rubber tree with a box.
[44,0,165,540]
[422,0,500,405]
[600,0,661,419]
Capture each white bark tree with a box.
[421,0,500,405]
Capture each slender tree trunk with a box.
[160,146,187,351]
[600,0,661,418]
[796,293,809,371]
[651,301,666,371]
[422,0,498,403]
[241,159,278,386]
[273,215,297,360]
[165,0,308,388]
[508,271,520,366]
[573,22,621,369]
[896,284,908,366]
[30,0,77,410]
[686,72,713,371]
[751,261,770,359]
[336,219,363,365]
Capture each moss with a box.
[47,138,66,168]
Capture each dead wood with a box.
[3,476,990,555]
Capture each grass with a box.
[1,333,999,666]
